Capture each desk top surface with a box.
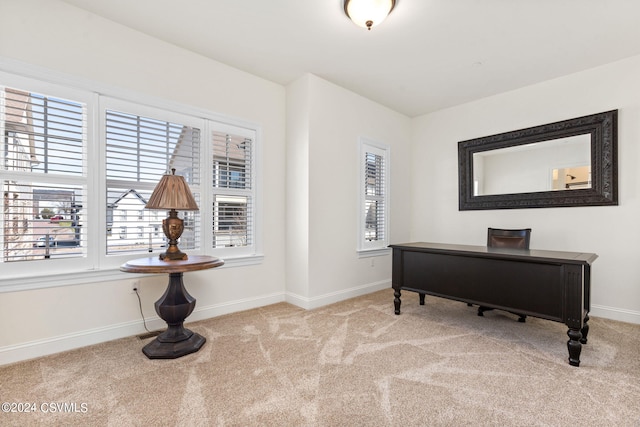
[389,242,598,265]
[120,255,224,274]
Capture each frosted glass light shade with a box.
[344,0,396,30]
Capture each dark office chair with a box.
[486,227,531,250]
[477,228,532,322]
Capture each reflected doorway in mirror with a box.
[552,165,591,190]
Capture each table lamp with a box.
[145,168,199,260]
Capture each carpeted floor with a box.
[2,289,640,426]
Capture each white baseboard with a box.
[4,286,632,367]
[187,292,286,322]
[286,280,390,310]
[590,304,640,325]
[0,292,286,367]
[0,319,149,367]
[1,283,386,366]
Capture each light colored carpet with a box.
[2,289,640,426]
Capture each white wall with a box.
[411,54,640,324]
[285,74,412,307]
[285,75,311,300]
[0,0,287,364]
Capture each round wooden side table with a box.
[121,255,224,359]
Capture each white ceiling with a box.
[61,0,640,117]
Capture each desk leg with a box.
[142,272,206,359]
[567,328,582,367]
[580,313,590,344]
[394,289,401,315]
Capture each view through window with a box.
[1,86,86,262]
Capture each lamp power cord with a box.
[133,287,153,333]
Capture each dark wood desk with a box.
[389,242,597,367]
[121,255,224,359]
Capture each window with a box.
[104,102,201,256]
[0,67,262,290]
[1,83,88,273]
[358,138,389,255]
[212,126,255,253]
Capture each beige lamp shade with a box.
[145,168,199,211]
[145,169,198,261]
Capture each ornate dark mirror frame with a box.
[458,110,618,210]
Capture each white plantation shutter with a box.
[365,151,385,241]
[105,108,201,255]
[1,67,263,289]
[212,128,254,249]
[359,138,389,252]
[0,86,87,262]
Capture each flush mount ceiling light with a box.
[344,0,396,31]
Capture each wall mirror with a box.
[458,110,617,210]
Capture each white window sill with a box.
[357,247,391,258]
[0,253,264,293]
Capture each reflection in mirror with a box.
[473,134,591,196]
[553,165,590,190]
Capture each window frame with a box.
[210,121,258,259]
[357,137,390,257]
[0,72,95,277]
[0,62,263,292]
[99,96,206,270]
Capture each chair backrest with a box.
[487,228,531,249]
